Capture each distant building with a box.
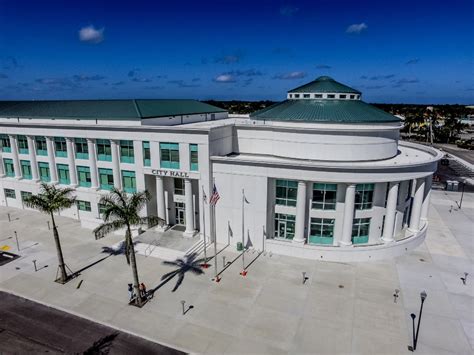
[0,77,442,261]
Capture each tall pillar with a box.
[420,175,432,222]
[382,182,399,243]
[155,176,166,221]
[409,178,425,232]
[46,137,58,183]
[340,184,356,246]
[0,151,4,177]
[293,181,307,243]
[66,137,78,186]
[111,139,122,190]
[9,135,21,179]
[87,139,99,189]
[184,179,195,236]
[26,136,39,181]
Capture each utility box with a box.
[236,242,243,251]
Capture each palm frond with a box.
[137,216,164,229]
[171,273,185,292]
[162,260,180,267]
[93,220,126,240]
[189,266,205,275]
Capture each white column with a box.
[409,178,425,232]
[87,138,99,189]
[0,152,4,177]
[420,175,432,222]
[9,135,21,179]
[293,181,307,243]
[155,176,166,221]
[66,137,78,186]
[184,178,195,236]
[111,139,122,190]
[382,181,399,243]
[46,137,58,183]
[340,184,356,246]
[27,136,39,181]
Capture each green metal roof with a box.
[0,99,226,120]
[289,76,361,94]
[250,99,400,123]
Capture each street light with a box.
[409,291,427,351]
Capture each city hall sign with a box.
[150,169,190,178]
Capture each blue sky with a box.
[0,0,472,103]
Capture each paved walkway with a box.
[0,190,472,354]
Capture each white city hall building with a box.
[0,77,442,261]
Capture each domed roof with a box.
[250,76,399,124]
[288,76,361,94]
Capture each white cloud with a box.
[214,74,236,83]
[79,25,104,43]
[346,23,368,34]
[273,71,306,80]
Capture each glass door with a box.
[175,202,186,225]
[277,220,287,239]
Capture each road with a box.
[434,143,474,164]
[0,291,184,354]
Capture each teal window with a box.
[0,134,11,153]
[143,141,151,166]
[20,160,32,179]
[75,138,89,159]
[309,218,335,245]
[98,203,107,216]
[355,183,375,210]
[121,170,136,193]
[17,135,29,154]
[190,144,198,171]
[352,218,371,244]
[99,168,114,190]
[160,142,180,169]
[174,178,184,195]
[275,179,298,207]
[54,137,67,158]
[120,140,134,163]
[3,158,15,177]
[77,166,91,187]
[38,162,50,182]
[312,183,337,210]
[20,191,32,202]
[76,200,91,212]
[57,164,70,185]
[4,188,15,199]
[35,136,48,156]
[274,213,296,240]
[97,139,112,161]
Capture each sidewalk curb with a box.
[0,287,192,354]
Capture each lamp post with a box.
[409,291,427,351]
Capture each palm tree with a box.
[23,182,76,283]
[161,253,205,292]
[93,188,163,306]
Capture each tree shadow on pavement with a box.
[83,332,119,354]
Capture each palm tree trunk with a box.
[127,225,142,306]
[51,213,68,283]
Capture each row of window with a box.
[4,188,106,215]
[2,159,136,193]
[274,213,370,245]
[0,135,199,171]
[276,180,374,210]
[289,93,360,100]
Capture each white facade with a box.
[0,92,442,262]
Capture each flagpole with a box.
[241,188,246,275]
[201,185,209,268]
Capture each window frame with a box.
[20,160,32,179]
[120,140,135,164]
[4,188,16,199]
[121,170,136,193]
[57,164,70,185]
[76,200,92,212]
[38,162,51,182]
[54,137,67,157]
[3,158,15,177]
[0,134,11,152]
[275,179,298,207]
[97,139,112,162]
[77,166,91,187]
[312,183,337,210]
[160,142,180,169]
[355,183,375,210]
[74,138,89,160]
[35,136,48,156]
[17,135,29,154]
[352,217,371,244]
[143,141,151,166]
[309,218,335,245]
[98,168,114,190]
[274,213,296,240]
[190,144,198,171]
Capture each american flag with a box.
[209,184,220,206]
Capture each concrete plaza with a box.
[0,189,472,354]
